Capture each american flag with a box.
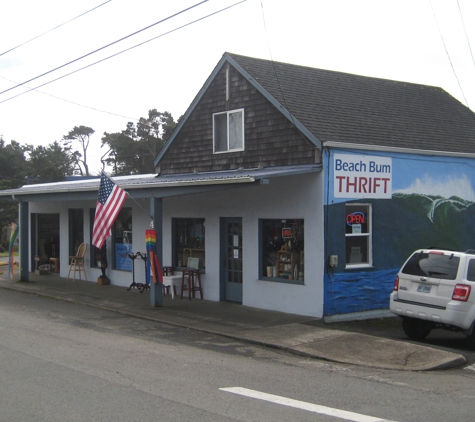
[92,173,129,249]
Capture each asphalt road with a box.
[2,289,475,421]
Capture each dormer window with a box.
[213,109,244,153]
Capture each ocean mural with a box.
[323,149,475,315]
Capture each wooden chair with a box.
[67,243,88,281]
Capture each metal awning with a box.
[0,164,322,202]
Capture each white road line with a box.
[219,387,396,422]
[463,363,475,372]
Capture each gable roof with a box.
[155,52,475,167]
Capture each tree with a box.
[26,141,75,183]
[0,137,27,250]
[62,126,95,176]
[101,110,178,175]
[0,137,27,189]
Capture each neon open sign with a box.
[282,228,292,238]
[346,212,365,226]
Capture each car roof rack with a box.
[465,249,475,255]
[426,246,456,251]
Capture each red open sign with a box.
[346,212,365,226]
[282,228,292,238]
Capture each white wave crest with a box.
[395,174,475,202]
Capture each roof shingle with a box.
[228,53,475,154]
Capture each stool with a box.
[49,257,59,273]
[180,269,203,300]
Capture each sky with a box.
[1,0,475,175]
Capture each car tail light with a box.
[452,284,471,302]
[393,276,399,291]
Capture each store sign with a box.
[334,154,392,198]
[346,212,365,226]
[282,228,292,238]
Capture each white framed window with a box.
[345,203,372,268]
[213,108,244,153]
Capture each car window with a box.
[401,252,460,280]
[467,259,475,282]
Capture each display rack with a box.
[277,250,299,279]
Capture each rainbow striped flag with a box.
[145,229,162,284]
[145,230,156,250]
[8,222,19,279]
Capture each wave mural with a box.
[325,174,475,316]
[393,173,475,222]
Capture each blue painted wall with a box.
[323,148,475,315]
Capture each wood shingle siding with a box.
[156,52,475,175]
[158,65,317,175]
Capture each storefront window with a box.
[69,209,84,258]
[345,203,372,267]
[261,219,304,282]
[172,218,205,270]
[112,207,133,271]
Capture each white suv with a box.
[390,248,475,348]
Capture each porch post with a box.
[150,197,163,307]
[19,201,29,282]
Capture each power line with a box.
[0,0,209,96]
[456,0,475,74]
[0,0,113,58]
[429,0,470,108]
[0,0,248,106]
[0,75,139,121]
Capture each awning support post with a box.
[19,201,29,282]
[149,197,163,307]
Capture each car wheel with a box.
[466,327,475,349]
[402,318,432,340]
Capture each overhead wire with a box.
[259,0,314,148]
[456,0,475,73]
[0,0,210,96]
[0,74,139,121]
[429,0,470,108]
[0,0,248,105]
[0,0,113,58]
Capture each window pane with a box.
[467,259,475,282]
[261,219,304,281]
[173,218,205,270]
[229,111,243,150]
[345,236,369,264]
[214,113,227,152]
[403,253,460,280]
[345,205,369,234]
[345,204,371,266]
[113,207,132,271]
[69,209,84,257]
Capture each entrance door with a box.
[220,218,243,303]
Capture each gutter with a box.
[324,141,475,159]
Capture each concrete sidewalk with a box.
[0,271,466,371]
